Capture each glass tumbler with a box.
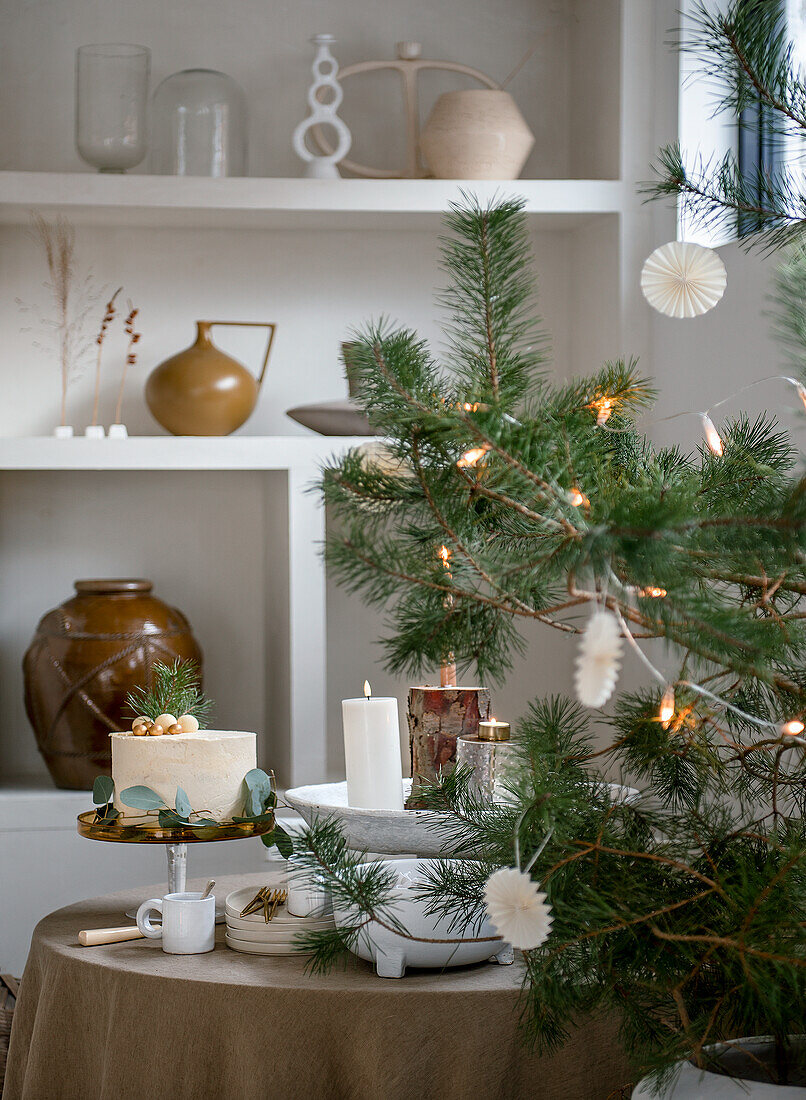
[76,44,150,172]
[151,69,247,177]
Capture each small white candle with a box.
[342,680,404,810]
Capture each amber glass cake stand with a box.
[77,812,276,919]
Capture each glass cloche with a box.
[151,69,247,176]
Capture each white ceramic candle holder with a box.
[53,425,74,438]
[84,424,105,439]
[108,423,128,439]
[292,34,352,179]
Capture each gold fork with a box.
[265,888,288,923]
[240,886,271,918]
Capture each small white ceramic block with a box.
[53,425,74,438]
[286,856,333,918]
[108,423,128,439]
[84,425,105,439]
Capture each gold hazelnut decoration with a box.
[177,713,199,733]
[167,722,183,735]
[148,723,164,736]
[132,724,148,737]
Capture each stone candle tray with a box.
[284,780,454,857]
[284,779,640,857]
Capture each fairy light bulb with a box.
[701,413,724,456]
[659,686,675,728]
[457,444,490,468]
[643,586,667,598]
[595,397,613,426]
[568,486,589,507]
[781,718,804,736]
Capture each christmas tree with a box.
[294,8,806,1086]
[290,190,806,1088]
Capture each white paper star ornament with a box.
[641,241,727,318]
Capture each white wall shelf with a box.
[0,434,375,470]
[0,172,626,231]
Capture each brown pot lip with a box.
[73,579,154,595]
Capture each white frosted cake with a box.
[111,730,257,823]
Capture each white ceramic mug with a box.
[136,891,215,954]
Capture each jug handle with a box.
[206,321,278,389]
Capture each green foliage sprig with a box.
[644,1,806,253]
[125,659,213,727]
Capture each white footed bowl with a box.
[285,779,639,857]
[333,858,511,978]
[285,780,451,857]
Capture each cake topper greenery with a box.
[124,659,213,736]
[289,178,806,1088]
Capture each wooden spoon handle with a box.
[79,926,145,946]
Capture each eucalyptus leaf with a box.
[261,824,293,859]
[120,785,166,810]
[175,786,192,818]
[233,811,275,825]
[247,787,263,817]
[92,775,114,805]
[158,808,188,828]
[244,768,272,796]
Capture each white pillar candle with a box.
[342,681,404,810]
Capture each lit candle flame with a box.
[568,486,589,507]
[457,444,490,468]
[439,546,451,564]
[701,413,724,456]
[781,718,804,736]
[642,586,667,598]
[363,680,371,700]
[659,686,675,728]
[796,383,806,413]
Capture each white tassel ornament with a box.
[641,241,727,318]
[575,610,623,708]
[483,867,553,951]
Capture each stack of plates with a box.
[224,885,335,956]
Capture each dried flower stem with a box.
[29,214,77,425]
[91,288,121,426]
[114,301,141,425]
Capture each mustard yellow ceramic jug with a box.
[146,320,277,436]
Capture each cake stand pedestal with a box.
[77,812,275,921]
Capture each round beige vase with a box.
[420,90,534,180]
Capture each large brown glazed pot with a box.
[23,579,202,790]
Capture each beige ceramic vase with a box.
[420,90,534,180]
[146,320,277,436]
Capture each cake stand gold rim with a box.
[77,810,276,844]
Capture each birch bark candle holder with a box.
[406,685,491,808]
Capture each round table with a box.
[5,874,631,1100]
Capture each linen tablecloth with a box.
[5,873,631,1099]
